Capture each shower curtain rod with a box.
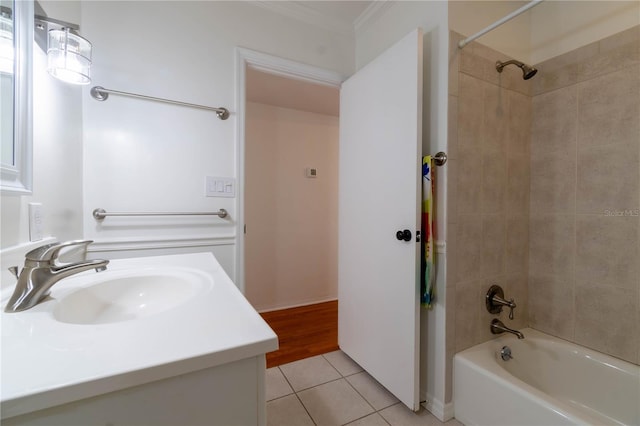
[458,0,545,49]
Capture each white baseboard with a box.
[256,297,338,314]
[422,393,454,422]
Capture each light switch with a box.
[206,176,235,198]
[29,203,44,242]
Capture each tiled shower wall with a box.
[528,25,640,365]
[447,25,640,386]
[446,31,532,399]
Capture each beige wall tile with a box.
[484,84,509,153]
[529,214,575,279]
[455,279,482,352]
[481,215,506,277]
[506,217,529,276]
[507,155,530,215]
[458,74,484,154]
[528,274,575,341]
[457,151,482,214]
[575,215,639,290]
[576,141,639,214]
[578,37,640,82]
[530,144,576,214]
[526,28,640,365]
[481,149,507,214]
[574,285,639,363]
[507,91,532,158]
[455,215,482,283]
[532,42,599,95]
[577,65,640,149]
[460,50,490,83]
[532,85,578,155]
[505,274,529,331]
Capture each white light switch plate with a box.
[206,176,236,198]
[28,203,44,242]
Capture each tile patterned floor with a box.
[266,351,464,426]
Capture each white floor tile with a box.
[379,403,448,426]
[323,350,364,376]
[298,379,375,426]
[345,413,390,426]
[346,372,399,410]
[266,367,294,401]
[266,394,314,426]
[279,355,342,391]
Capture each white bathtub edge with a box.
[453,329,638,426]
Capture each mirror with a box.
[0,0,32,194]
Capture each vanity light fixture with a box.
[34,14,92,85]
[0,6,12,74]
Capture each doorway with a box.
[237,50,343,366]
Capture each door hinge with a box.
[416,230,421,242]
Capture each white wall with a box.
[530,0,640,63]
[79,1,354,278]
[244,102,338,312]
[1,11,84,250]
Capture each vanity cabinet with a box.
[3,356,266,426]
[1,253,277,426]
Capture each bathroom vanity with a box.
[1,252,278,426]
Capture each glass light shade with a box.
[47,28,91,85]
[0,14,12,74]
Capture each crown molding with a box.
[354,0,394,34]
[248,1,354,36]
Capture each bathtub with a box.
[454,328,640,426]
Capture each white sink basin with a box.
[53,269,209,325]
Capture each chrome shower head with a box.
[496,59,538,80]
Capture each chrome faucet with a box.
[486,284,518,319]
[4,240,109,313]
[490,319,524,339]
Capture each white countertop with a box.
[1,252,278,419]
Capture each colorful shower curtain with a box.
[422,156,435,308]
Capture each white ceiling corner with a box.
[353,1,393,33]
[248,1,388,36]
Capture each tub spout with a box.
[490,319,524,339]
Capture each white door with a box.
[338,28,423,411]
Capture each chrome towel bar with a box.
[92,208,228,221]
[90,86,230,120]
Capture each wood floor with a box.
[260,300,339,368]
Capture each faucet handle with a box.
[8,266,19,279]
[25,240,94,263]
[486,284,518,320]
[506,299,516,320]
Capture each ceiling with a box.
[250,0,377,34]
[246,67,340,117]
[297,1,374,23]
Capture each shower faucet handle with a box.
[486,285,517,320]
